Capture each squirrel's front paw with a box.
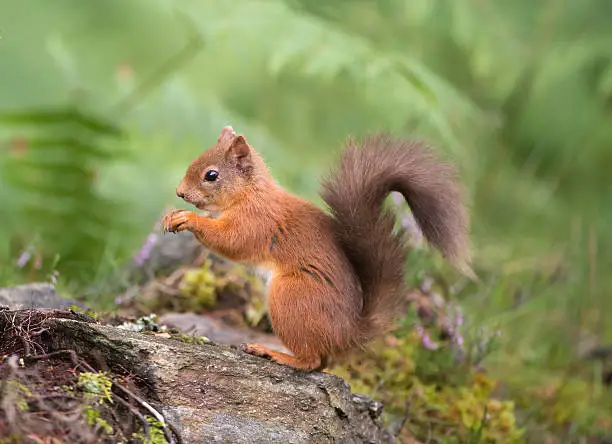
[162,209,195,233]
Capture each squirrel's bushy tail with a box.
[321,134,472,340]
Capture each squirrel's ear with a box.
[218,126,236,143]
[226,135,253,172]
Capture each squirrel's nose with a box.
[176,189,185,199]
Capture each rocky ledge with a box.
[0,284,393,443]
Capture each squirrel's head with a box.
[175,126,268,212]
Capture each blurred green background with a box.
[1,0,611,441]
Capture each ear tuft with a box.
[226,135,253,172]
[218,126,236,143]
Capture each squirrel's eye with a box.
[204,170,219,182]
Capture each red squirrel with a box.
[162,126,472,371]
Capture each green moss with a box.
[78,371,113,405]
[169,330,210,345]
[68,304,100,320]
[84,404,114,435]
[118,313,167,333]
[3,380,33,412]
[131,415,169,444]
[244,292,268,327]
[178,259,220,308]
[177,257,268,320]
[77,372,115,436]
[331,332,524,443]
[511,375,612,439]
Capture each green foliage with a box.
[331,332,523,443]
[131,415,169,444]
[172,257,267,319]
[362,236,612,441]
[179,260,219,308]
[1,0,611,441]
[168,330,210,346]
[83,405,114,435]
[78,371,113,405]
[68,304,100,321]
[508,372,612,440]
[78,371,115,435]
[0,106,125,283]
[3,380,33,413]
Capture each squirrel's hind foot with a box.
[240,343,323,372]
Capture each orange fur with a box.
[162,127,472,372]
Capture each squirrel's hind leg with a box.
[241,343,324,372]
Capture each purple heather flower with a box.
[456,312,464,327]
[134,233,158,266]
[400,214,412,230]
[451,305,464,326]
[391,192,404,207]
[446,304,465,351]
[401,213,424,244]
[431,292,444,308]
[454,331,465,348]
[390,191,425,247]
[16,251,31,269]
[420,276,434,293]
[50,270,60,285]
[415,325,439,350]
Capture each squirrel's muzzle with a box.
[176,179,188,200]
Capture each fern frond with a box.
[1,105,125,281]
[0,108,123,137]
[174,0,483,151]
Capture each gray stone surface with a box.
[0,283,82,310]
[159,312,290,354]
[130,230,203,280]
[5,309,394,443]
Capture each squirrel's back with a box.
[321,134,471,341]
